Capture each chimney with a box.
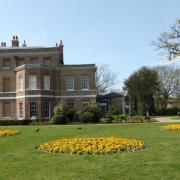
[0,42,6,47]
[59,40,63,47]
[12,35,19,47]
[22,40,27,47]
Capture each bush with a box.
[0,120,32,126]
[78,112,94,123]
[107,106,120,115]
[160,107,180,115]
[80,102,102,123]
[126,116,156,123]
[51,114,67,124]
[112,115,127,122]
[66,109,77,123]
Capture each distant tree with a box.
[154,66,180,113]
[152,19,180,61]
[96,64,116,93]
[124,66,159,116]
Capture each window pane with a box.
[29,75,37,89]
[67,102,75,108]
[44,75,50,90]
[66,76,74,90]
[44,102,50,118]
[16,59,24,67]
[29,102,37,119]
[81,76,89,90]
[3,59,10,67]
[31,59,39,64]
[3,78,10,92]
[3,103,10,117]
[19,103,23,119]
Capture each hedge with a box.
[0,120,33,126]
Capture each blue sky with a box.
[1,0,180,89]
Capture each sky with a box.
[0,0,180,89]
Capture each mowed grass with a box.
[0,123,180,180]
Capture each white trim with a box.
[16,94,96,99]
[0,92,16,94]
[0,97,16,100]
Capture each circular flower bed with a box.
[162,124,180,130]
[38,137,145,154]
[0,130,19,136]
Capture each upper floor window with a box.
[3,78,10,92]
[3,59,10,68]
[16,59,24,67]
[29,75,37,90]
[81,76,89,90]
[18,76,24,91]
[31,58,39,64]
[44,75,50,90]
[44,57,51,65]
[3,102,10,117]
[66,76,74,91]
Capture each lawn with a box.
[171,116,180,120]
[0,123,180,180]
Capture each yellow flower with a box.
[38,137,145,155]
[0,130,19,136]
[162,124,180,130]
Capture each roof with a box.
[97,92,125,99]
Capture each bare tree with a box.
[153,19,180,61]
[155,66,180,112]
[96,64,116,93]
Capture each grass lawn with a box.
[0,123,180,180]
[171,116,180,120]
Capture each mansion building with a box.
[0,36,96,120]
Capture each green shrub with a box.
[107,106,120,115]
[78,112,94,123]
[80,102,101,123]
[112,115,127,122]
[51,114,67,124]
[0,120,32,126]
[66,109,77,123]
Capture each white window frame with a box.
[44,102,50,119]
[29,75,37,90]
[81,76,89,90]
[29,102,37,119]
[44,75,50,90]
[66,76,74,91]
[19,103,23,119]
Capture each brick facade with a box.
[0,36,97,120]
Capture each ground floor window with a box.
[44,102,50,118]
[3,102,10,117]
[67,102,75,108]
[19,103,23,119]
[29,102,37,119]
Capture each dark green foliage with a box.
[124,66,159,116]
[159,107,180,115]
[66,109,77,123]
[100,114,155,123]
[112,115,127,122]
[0,120,32,126]
[78,112,94,123]
[107,106,120,115]
[80,102,102,123]
[51,114,67,124]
